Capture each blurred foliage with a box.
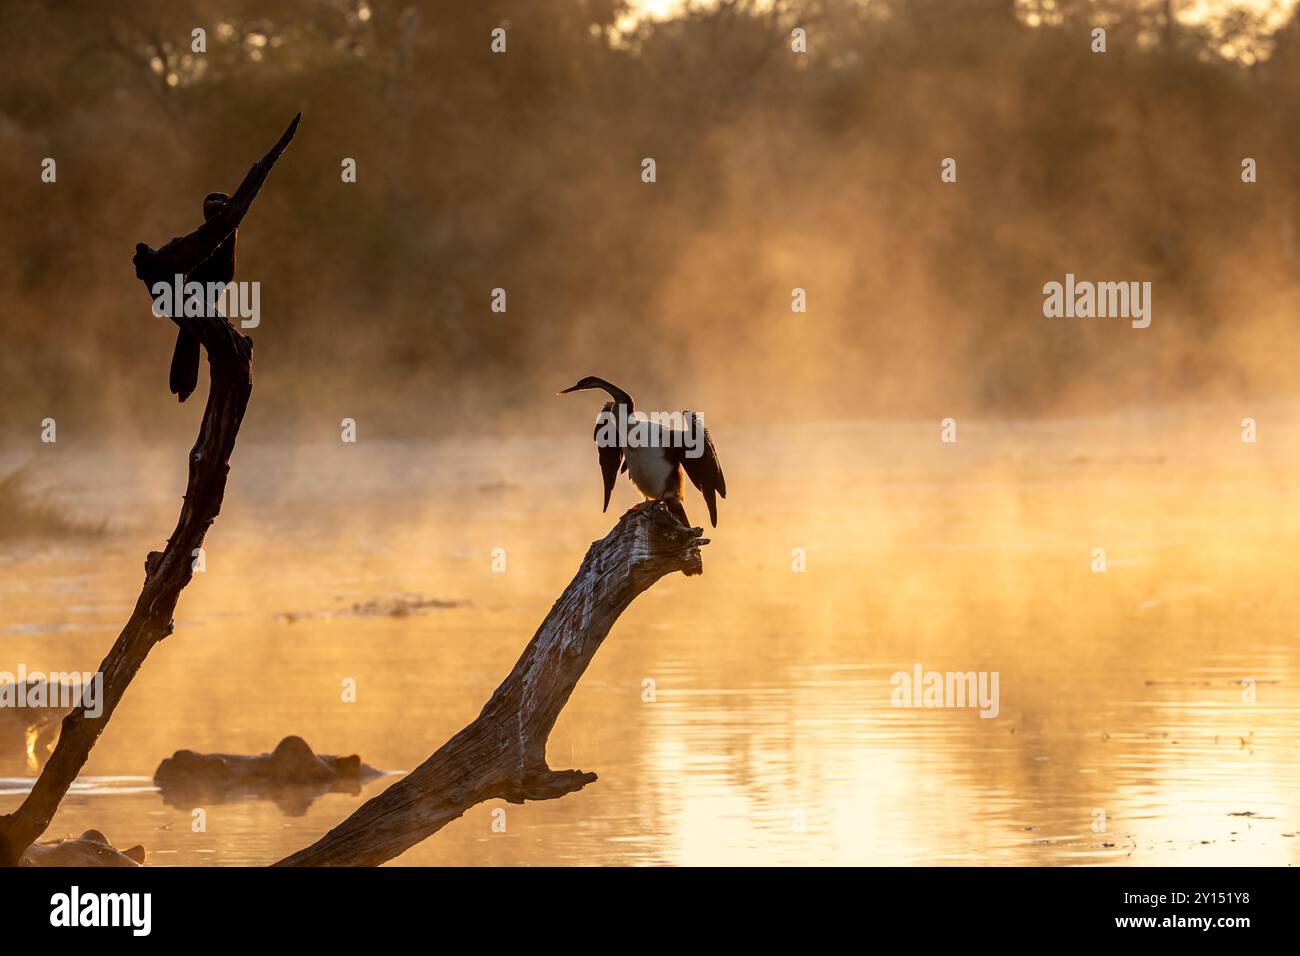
[2,0,1300,435]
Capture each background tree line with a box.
[3,0,1300,440]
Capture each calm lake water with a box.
[3,409,1299,865]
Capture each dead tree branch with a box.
[276,504,708,867]
[0,113,300,867]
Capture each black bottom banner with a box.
[0,865,1284,941]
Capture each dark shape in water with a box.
[21,828,145,867]
[153,735,388,816]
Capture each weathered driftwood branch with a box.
[0,114,299,867]
[276,504,708,866]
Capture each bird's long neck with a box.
[595,380,634,413]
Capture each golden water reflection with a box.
[2,409,1298,864]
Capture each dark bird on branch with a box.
[168,192,236,402]
[559,376,726,528]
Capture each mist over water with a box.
[5,0,1300,443]
[4,407,1300,865]
[4,0,1300,866]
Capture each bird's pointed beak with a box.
[557,384,581,395]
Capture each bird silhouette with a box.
[168,192,237,402]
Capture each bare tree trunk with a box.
[0,114,299,867]
[276,505,708,867]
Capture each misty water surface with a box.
[2,408,1299,865]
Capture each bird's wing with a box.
[188,233,236,285]
[678,411,726,527]
[133,113,299,289]
[168,326,200,402]
[593,419,623,513]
